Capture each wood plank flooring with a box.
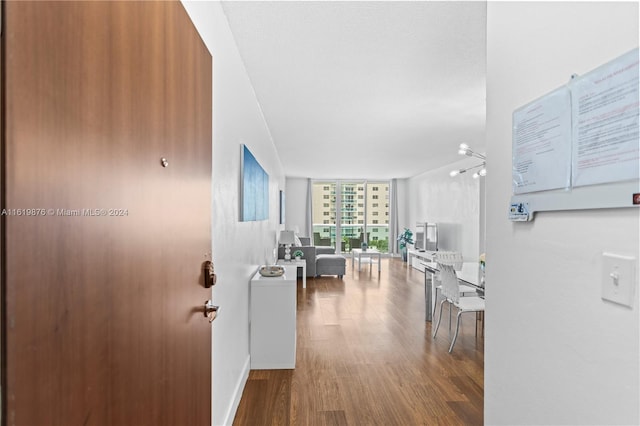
[233,258,484,425]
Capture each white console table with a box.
[250,266,297,369]
[407,249,436,272]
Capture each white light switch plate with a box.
[602,252,637,308]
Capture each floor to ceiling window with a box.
[311,182,337,247]
[312,181,390,253]
[366,182,390,252]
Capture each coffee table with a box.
[351,248,381,273]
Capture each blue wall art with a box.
[240,144,269,221]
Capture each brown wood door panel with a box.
[2,2,212,425]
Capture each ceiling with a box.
[221,1,487,179]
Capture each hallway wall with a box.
[182,2,286,425]
[485,2,639,424]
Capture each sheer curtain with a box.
[389,178,399,255]
[305,178,313,239]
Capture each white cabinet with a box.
[250,266,296,369]
[407,249,436,272]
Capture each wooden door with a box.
[1,1,213,425]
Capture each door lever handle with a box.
[204,300,219,323]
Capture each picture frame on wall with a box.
[240,144,269,222]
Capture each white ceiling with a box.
[221,1,487,179]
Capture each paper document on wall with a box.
[571,48,639,187]
[512,86,572,194]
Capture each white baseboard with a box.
[218,355,250,426]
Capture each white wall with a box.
[485,2,639,425]
[406,157,482,260]
[285,177,308,235]
[181,2,286,425]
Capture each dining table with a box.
[421,261,484,322]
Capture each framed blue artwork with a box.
[240,144,269,221]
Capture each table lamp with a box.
[279,230,296,261]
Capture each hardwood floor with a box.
[233,258,484,425]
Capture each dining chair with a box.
[432,263,485,353]
[431,252,476,317]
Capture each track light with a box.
[450,144,486,178]
[458,143,486,160]
[450,162,486,179]
[458,143,469,156]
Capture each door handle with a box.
[204,300,219,323]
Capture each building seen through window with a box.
[312,181,390,252]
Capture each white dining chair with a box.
[431,252,476,317]
[432,263,485,353]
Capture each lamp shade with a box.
[279,230,295,245]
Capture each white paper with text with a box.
[572,48,639,187]
[512,86,572,194]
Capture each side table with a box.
[276,258,307,288]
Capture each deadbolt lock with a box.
[204,260,217,288]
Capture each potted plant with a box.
[397,228,414,262]
[293,249,304,260]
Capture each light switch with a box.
[602,252,637,308]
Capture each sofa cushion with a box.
[316,246,336,255]
[316,254,346,277]
[298,236,311,246]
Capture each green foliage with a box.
[369,239,389,252]
[397,228,414,249]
